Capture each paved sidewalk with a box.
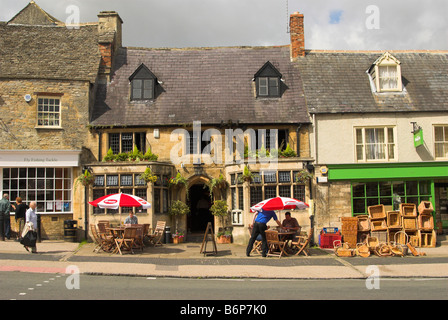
[1,239,448,279]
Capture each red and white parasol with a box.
[89,193,151,210]
[250,196,309,213]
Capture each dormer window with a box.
[129,64,157,100]
[254,61,282,98]
[368,52,403,93]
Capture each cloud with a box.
[1,0,447,50]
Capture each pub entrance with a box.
[187,184,213,235]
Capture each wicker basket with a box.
[341,217,358,233]
[419,230,436,248]
[334,241,354,257]
[418,201,434,215]
[402,217,418,230]
[371,231,388,243]
[356,243,370,258]
[342,235,358,249]
[368,204,386,219]
[371,219,387,231]
[418,214,434,231]
[387,211,401,229]
[357,215,370,232]
[367,236,379,250]
[400,203,417,217]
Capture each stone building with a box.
[86,12,314,244]
[0,2,120,239]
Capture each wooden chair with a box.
[96,222,114,249]
[148,221,166,246]
[248,227,262,255]
[115,227,137,255]
[133,224,145,252]
[90,224,111,253]
[265,230,287,258]
[291,228,314,256]
[142,224,150,243]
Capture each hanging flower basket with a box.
[139,167,158,184]
[294,170,313,184]
[75,170,94,188]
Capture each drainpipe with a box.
[296,124,302,157]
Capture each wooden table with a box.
[277,231,297,256]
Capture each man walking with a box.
[0,194,11,241]
[246,209,283,257]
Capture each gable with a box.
[129,63,157,81]
[254,61,283,78]
[7,1,62,26]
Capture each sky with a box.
[1,0,448,50]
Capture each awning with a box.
[0,150,81,167]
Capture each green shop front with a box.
[327,162,448,230]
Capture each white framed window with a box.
[355,127,396,162]
[369,52,403,93]
[37,96,61,127]
[434,125,448,159]
[378,65,399,91]
[2,167,72,213]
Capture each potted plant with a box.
[172,231,185,244]
[210,200,231,243]
[139,167,158,184]
[216,229,232,244]
[168,200,190,237]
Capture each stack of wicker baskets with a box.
[418,201,436,247]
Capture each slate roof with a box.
[0,3,101,84]
[91,46,309,127]
[295,51,448,114]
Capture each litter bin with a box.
[64,220,77,242]
[164,226,171,244]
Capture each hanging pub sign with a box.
[413,129,424,148]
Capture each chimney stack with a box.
[290,12,305,59]
[98,11,123,82]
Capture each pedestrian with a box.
[246,209,283,257]
[23,201,38,253]
[0,193,11,240]
[12,197,28,241]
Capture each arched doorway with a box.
[187,184,213,233]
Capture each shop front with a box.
[327,162,448,230]
[0,150,81,239]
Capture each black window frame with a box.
[254,61,283,98]
[129,64,158,101]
